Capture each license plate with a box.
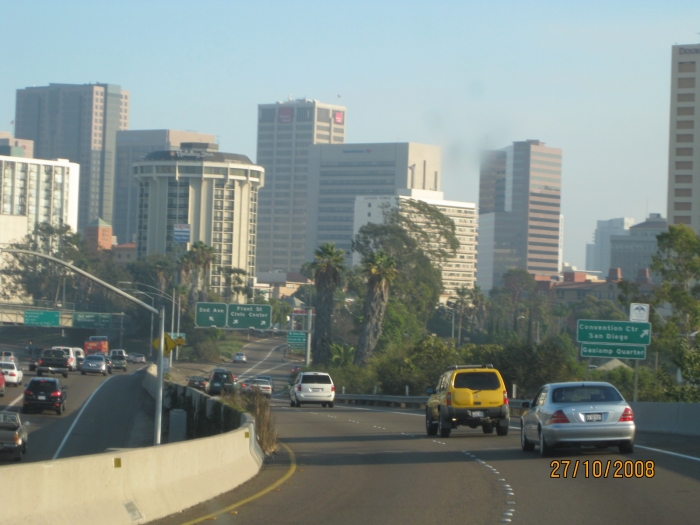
[470,410,484,417]
[585,413,602,422]
[38,396,46,400]
[311,388,322,392]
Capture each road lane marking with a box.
[1,392,24,412]
[238,344,285,377]
[636,445,700,463]
[52,375,117,459]
[179,442,296,525]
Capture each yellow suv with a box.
[426,365,510,438]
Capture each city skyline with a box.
[1,2,698,268]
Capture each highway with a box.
[152,345,700,525]
[4,338,700,524]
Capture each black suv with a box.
[23,377,67,415]
[205,368,236,396]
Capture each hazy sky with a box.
[1,1,698,268]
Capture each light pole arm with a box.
[4,249,159,315]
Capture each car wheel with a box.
[62,372,68,378]
[539,428,553,457]
[56,403,63,416]
[321,403,327,408]
[619,440,634,454]
[102,371,107,376]
[37,371,42,377]
[521,425,535,451]
[290,399,295,407]
[496,421,509,436]
[482,423,494,434]
[81,371,86,375]
[426,409,438,436]
[13,449,22,461]
[328,402,334,408]
[21,406,29,414]
[438,413,451,438]
[295,399,302,408]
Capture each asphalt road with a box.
[152,354,700,525]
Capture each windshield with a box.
[453,372,500,390]
[28,380,59,392]
[551,386,623,404]
[301,375,332,384]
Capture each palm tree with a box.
[310,243,346,365]
[453,285,470,347]
[187,241,216,303]
[330,343,355,367]
[354,250,397,366]
[222,267,250,303]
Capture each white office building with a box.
[133,143,264,296]
[0,155,79,246]
[353,189,477,299]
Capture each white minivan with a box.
[72,348,85,369]
[51,346,78,372]
[289,372,335,408]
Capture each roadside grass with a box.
[221,390,278,454]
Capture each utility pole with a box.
[305,307,313,365]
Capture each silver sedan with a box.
[520,381,635,456]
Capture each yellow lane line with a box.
[180,442,297,525]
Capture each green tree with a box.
[310,243,346,365]
[651,224,700,341]
[330,343,356,367]
[501,268,536,332]
[354,250,397,366]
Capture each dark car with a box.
[187,376,208,391]
[0,371,5,397]
[23,377,67,415]
[205,368,236,396]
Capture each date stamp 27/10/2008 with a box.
[550,460,655,479]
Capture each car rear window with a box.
[29,380,59,393]
[551,386,623,403]
[453,372,500,390]
[212,373,232,382]
[43,350,66,358]
[301,374,332,384]
[0,363,14,370]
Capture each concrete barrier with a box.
[3,366,264,525]
[630,402,700,436]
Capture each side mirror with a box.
[426,387,435,395]
[521,401,530,408]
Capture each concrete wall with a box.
[629,402,700,436]
[3,365,264,525]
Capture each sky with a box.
[1,0,698,269]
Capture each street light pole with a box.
[155,307,165,446]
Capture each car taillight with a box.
[24,390,33,397]
[619,407,634,422]
[297,385,302,391]
[331,385,335,392]
[39,359,44,365]
[9,372,16,377]
[50,390,62,398]
[503,389,509,404]
[446,392,452,406]
[550,410,569,424]
[14,432,20,444]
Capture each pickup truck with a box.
[36,349,70,378]
[0,412,28,461]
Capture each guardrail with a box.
[334,393,530,412]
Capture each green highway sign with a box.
[195,303,227,327]
[577,319,651,346]
[73,312,111,329]
[24,310,60,327]
[287,331,307,350]
[227,304,272,329]
[581,343,647,360]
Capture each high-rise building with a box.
[667,44,700,229]
[114,129,216,244]
[585,217,635,273]
[610,213,667,284]
[133,143,264,296]
[353,189,477,299]
[0,154,79,246]
[255,99,346,273]
[14,83,130,230]
[84,218,113,252]
[477,140,562,292]
[305,142,441,259]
